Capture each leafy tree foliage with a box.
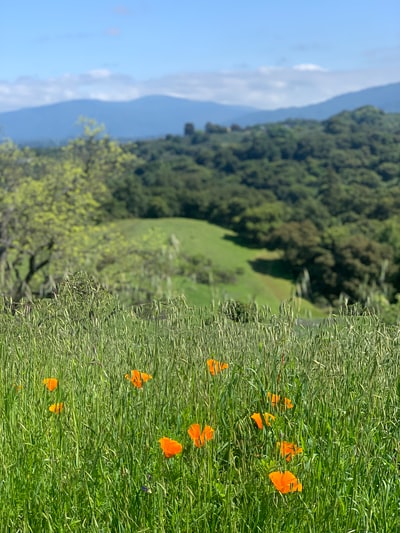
[0,139,101,303]
[4,107,400,308]
[115,107,400,305]
[0,120,146,305]
[184,122,195,136]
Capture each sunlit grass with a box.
[0,290,399,532]
[113,217,323,315]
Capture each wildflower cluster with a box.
[40,356,302,497]
[43,377,63,414]
[252,389,303,493]
[247,370,303,493]
[157,424,215,458]
[152,357,302,494]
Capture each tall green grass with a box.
[0,284,399,532]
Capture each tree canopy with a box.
[3,106,400,308]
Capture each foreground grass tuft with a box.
[0,288,399,532]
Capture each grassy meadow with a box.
[0,278,399,532]
[112,218,322,316]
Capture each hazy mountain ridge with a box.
[0,97,257,145]
[0,82,399,144]
[235,81,400,126]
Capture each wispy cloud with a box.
[293,64,327,72]
[0,66,399,113]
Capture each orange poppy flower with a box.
[159,437,183,458]
[250,412,275,429]
[207,359,229,376]
[188,423,214,447]
[125,370,152,388]
[267,392,293,409]
[283,397,294,409]
[269,471,302,493]
[49,402,64,414]
[267,392,280,406]
[43,378,58,392]
[278,441,303,462]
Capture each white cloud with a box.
[257,66,279,75]
[0,65,399,113]
[293,64,326,72]
[87,69,113,79]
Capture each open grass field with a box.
[113,217,323,317]
[1,281,399,532]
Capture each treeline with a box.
[20,107,400,308]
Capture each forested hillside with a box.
[3,106,400,315]
[102,106,400,309]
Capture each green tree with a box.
[266,220,321,268]
[0,142,101,304]
[65,117,137,216]
[234,202,286,245]
[0,119,135,305]
[184,122,195,136]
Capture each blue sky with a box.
[1,0,399,111]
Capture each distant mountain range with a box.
[0,82,399,145]
[234,81,400,126]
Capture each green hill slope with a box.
[114,218,323,316]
